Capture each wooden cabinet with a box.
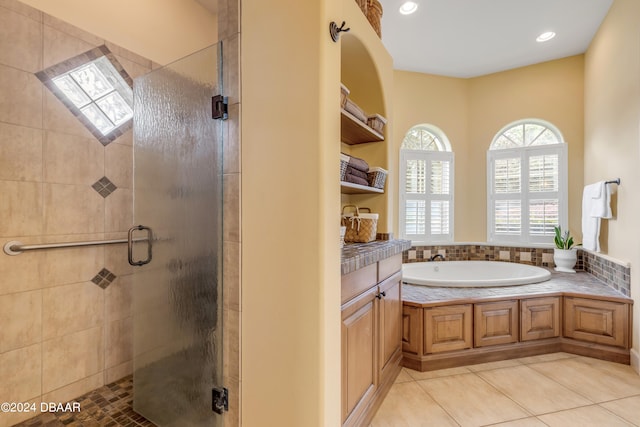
[341,255,403,426]
[521,297,560,341]
[402,305,422,356]
[564,297,630,348]
[424,304,472,353]
[378,272,402,379]
[341,286,378,423]
[474,300,519,347]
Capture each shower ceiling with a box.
[379,0,613,78]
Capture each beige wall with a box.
[584,0,640,371]
[393,56,585,242]
[17,0,217,65]
[241,0,342,424]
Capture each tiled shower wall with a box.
[0,2,152,425]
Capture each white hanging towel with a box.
[581,181,612,252]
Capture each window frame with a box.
[486,120,568,245]
[399,125,454,245]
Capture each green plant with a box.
[554,226,575,249]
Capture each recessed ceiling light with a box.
[399,1,418,15]
[536,31,556,42]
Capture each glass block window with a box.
[487,119,567,245]
[400,124,454,243]
[36,45,133,146]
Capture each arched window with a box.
[487,119,567,244]
[400,124,454,243]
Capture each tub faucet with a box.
[429,254,445,261]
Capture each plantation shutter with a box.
[487,144,567,244]
[400,150,454,243]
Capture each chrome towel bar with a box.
[4,236,147,256]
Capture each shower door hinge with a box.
[212,387,229,414]
[212,95,228,120]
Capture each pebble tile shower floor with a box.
[14,376,155,427]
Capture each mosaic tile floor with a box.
[14,376,156,427]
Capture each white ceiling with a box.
[378,0,613,78]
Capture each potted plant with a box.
[553,226,578,273]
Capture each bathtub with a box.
[402,261,551,287]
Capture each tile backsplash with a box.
[403,244,631,296]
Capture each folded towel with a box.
[343,173,369,186]
[345,166,368,180]
[348,155,369,173]
[582,181,611,252]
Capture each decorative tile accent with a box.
[91,268,116,289]
[579,250,631,296]
[92,176,117,198]
[341,239,412,275]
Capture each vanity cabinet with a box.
[474,300,519,347]
[341,254,403,427]
[521,297,561,341]
[564,297,630,348]
[424,304,472,353]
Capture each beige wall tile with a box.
[39,236,104,288]
[42,326,104,393]
[105,142,133,189]
[114,54,151,80]
[0,123,43,182]
[224,241,240,311]
[42,13,103,46]
[223,173,240,242]
[218,0,240,41]
[41,372,103,407]
[104,232,135,277]
[43,183,104,235]
[224,308,240,383]
[113,129,132,147]
[42,22,100,69]
[0,397,40,427]
[0,6,42,72]
[0,239,43,295]
[0,343,41,403]
[42,282,104,340]
[104,360,132,384]
[0,290,41,353]
[105,42,152,69]
[0,0,42,21]
[105,274,132,322]
[222,33,239,105]
[44,130,104,185]
[0,64,42,128]
[105,188,133,233]
[43,89,95,140]
[223,102,241,174]
[0,181,43,237]
[105,316,132,368]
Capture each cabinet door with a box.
[341,287,378,423]
[474,300,519,347]
[521,297,560,341]
[564,297,629,348]
[424,304,472,354]
[402,304,423,356]
[378,272,402,381]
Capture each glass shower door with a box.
[131,43,224,427]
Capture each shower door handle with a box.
[128,225,153,266]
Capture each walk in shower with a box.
[131,43,225,426]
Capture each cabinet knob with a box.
[376,291,386,299]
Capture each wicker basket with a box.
[366,0,383,38]
[367,167,387,189]
[340,83,350,109]
[366,113,387,134]
[340,153,350,181]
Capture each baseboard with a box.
[631,348,640,375]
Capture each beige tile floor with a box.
[371,353,640,427]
